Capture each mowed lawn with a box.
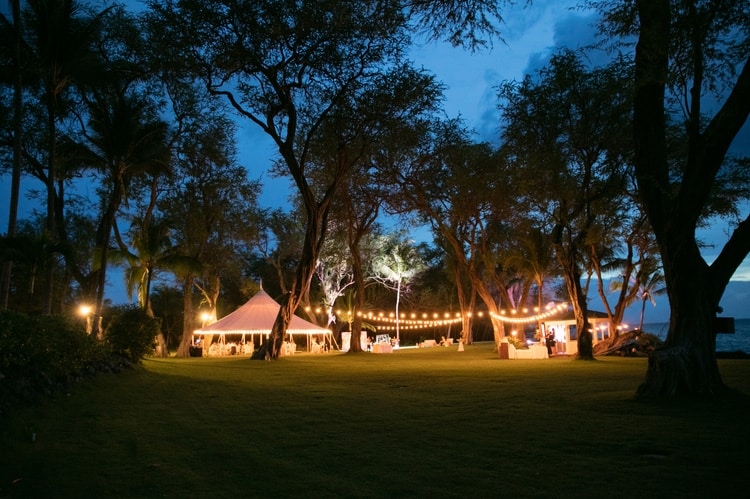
[2,344,749,498]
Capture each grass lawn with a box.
[2,344,749,498]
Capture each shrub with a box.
[0,311,94,381]
[0,310,122,412]
[105,306,160,363]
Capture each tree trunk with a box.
[554,237,594,359]
[567,264,593,360]
[44,86,59,315]
[1,0,22,310]
[453,264,475,344]
[637,247,725,397]
[92,182,123,337]
[253,292,293,359]
[637,300,724,397]
[176,274,195,357]
[142,264,167,357]
[253,205,324,360]
[348,242,366,353]
[489,314,505,348]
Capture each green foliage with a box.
[0,310,120,411]
[506,334,527,349]
[104,306,160,363]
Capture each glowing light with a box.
[78,305,92,317]
[490,303,570,324]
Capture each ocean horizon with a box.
[642,318,750,354]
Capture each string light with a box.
[491,303,570,324]
[334,310,465,330]
[331,304,628,336]
[331,303,586,330]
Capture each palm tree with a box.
[611,257,666,331]
[634,270,667,331]
[22,0,111,312]
[370,236,425,343]
[73,88,170,324]
[109,217,201,354]
[503,226,557,333]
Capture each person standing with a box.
[546,328,556,356]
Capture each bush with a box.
[0,311,93,382]
[0,310,124,412]
[105,306,160,363]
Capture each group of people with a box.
[312,336,329,353]
[365,335,399,351]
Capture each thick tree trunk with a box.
[637,313,724,397]
[253,292,293,359]
[637,251,725,397]
[632,0,735,397]
[489,314,505,348]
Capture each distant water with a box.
[641,318,750,354]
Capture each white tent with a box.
[192,288,332,356]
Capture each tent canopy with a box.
[193,288,330,337]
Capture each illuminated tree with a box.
[314,228,354,327]
[370,234,425,342]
